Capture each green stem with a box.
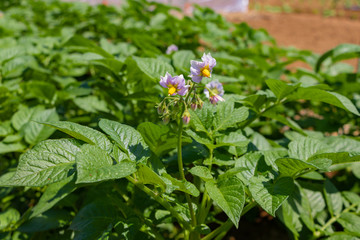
[314,203,358,237]
[177,111,197,228]
[126,176,191,230]
[202,201,257,240]
[198,148,214,224]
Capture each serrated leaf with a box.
[275,158,318,178]
[132,56,175,82]
[43,121,112,153]
[249,177,294,216]
[76,144,136,184]
[7,139,81,187]
[189,166,213,181]
[99,119,150,162]
[205,176,245,228]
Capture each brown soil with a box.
[225,11,360,69]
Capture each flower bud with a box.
[163,115,170,124]
[182,110,191,125]
[191,102,197,111]
[197,99,204,109]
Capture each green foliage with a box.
[0,0,359,239]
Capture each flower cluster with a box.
[157,53,224,125]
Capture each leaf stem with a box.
[314,202,358,237]
[198,148,214,224]
[126,176,191,230]
[177,109,197,228]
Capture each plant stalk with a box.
[177,113,197,228]
[126,176,191,230]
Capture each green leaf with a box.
[189,166,213,181]
[23,108,59,145]
[172,50,195,73]
[65,35,113,58]
[249,177,294,216]
[315,44,360,72]
[99,119,150,162]
[235,152,263,185]
[337,212,360,237]
[70,201,117,240]
[76,144,136,184]
[214,102,249,131]
[132,56,175,82]
[216,130,249,147]
[19,209,72,233]
[342,191,360,205]
[73,96,110,113]
[276,201,301,239]
[0,208,20,231]
[286,183,315,231]
[185,129,212,146]
[309,152,360,165]
[162,173,199,197]
[326,233,360,240]
[0,142,26,154]
[189,103,214,134]
[275,158,317,178]
[30,175,77,218]
[288,87,360,116]
[43,121,112,153]
[136,164,166,190]
[324,179,343,216]
[288,136,328,161]
[265,79,300,100]
[137,122,188,157]
[6,139,81,187]
[25,81,56,102]
[205,176,245,228]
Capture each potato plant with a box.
[0,0,360,239]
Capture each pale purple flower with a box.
[166,44,178,55]
[160,72,190,96]
[190,53,216,83]
[204,80,225,105]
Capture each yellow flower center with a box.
[201,67,211,78]
[168,86,177,95]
